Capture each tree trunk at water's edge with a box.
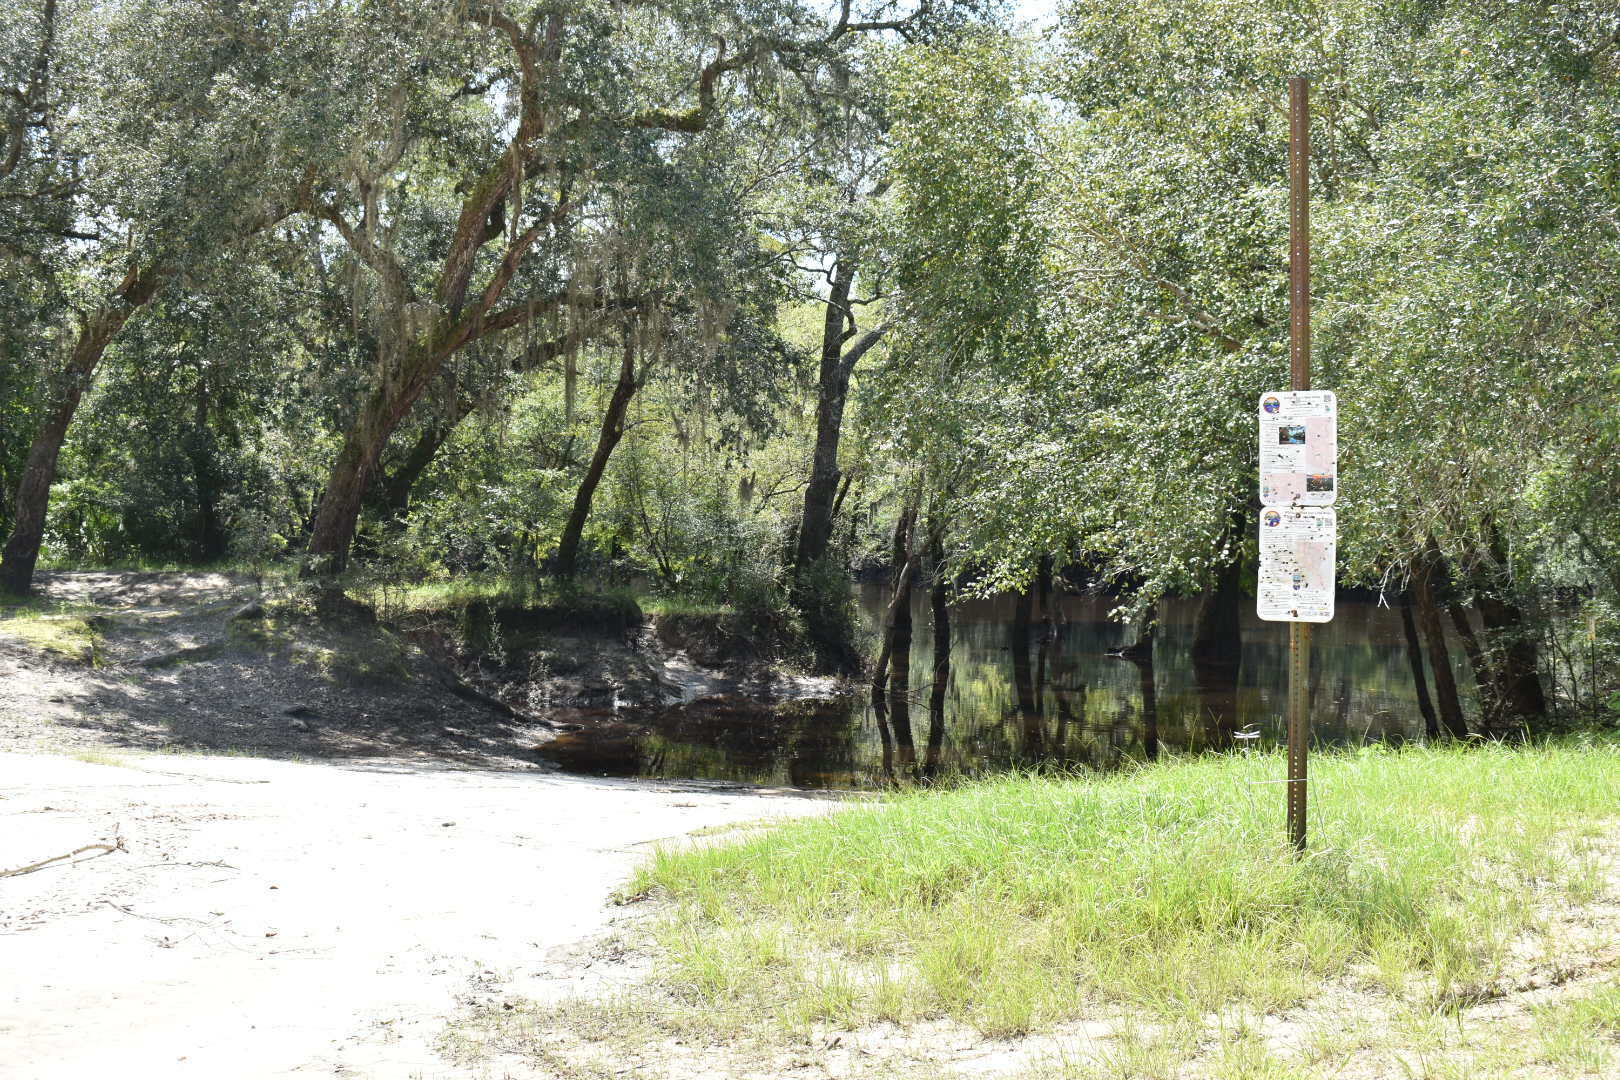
[871,506,916,697]
[1471,523,1546,736]
[925,515,950,777]
[1400,591,1440,739]
[1411,555,1469,739]
[554,329,641,580]
[1,265,168,596]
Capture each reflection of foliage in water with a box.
[549,589,1477,789]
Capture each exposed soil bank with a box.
[0,571,837,769]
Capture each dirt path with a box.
[0,749,832,1078]
[0,571,841,1076]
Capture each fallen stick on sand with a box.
[1,836,126,879]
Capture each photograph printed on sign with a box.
[1257,391,1338,507]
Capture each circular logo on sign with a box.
[1263,510,1281,527]
[1262,396,1281,414]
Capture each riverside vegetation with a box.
[1,0,1618,737]
[447,739,1620,1078]
[3,1,1620,1076]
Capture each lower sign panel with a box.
[1258,506,1336,623]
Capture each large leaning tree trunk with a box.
[554,323,642,579]
[0,264,169,596]
[1411,551,1469,739]
[301,6,759,577]
[791,255,888,577]
[367,326,587,532]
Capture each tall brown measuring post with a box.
[1286,76,1311,852]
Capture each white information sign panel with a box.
[1258,507,1336,623]
[1259,391,1337,506]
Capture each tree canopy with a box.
[2,0,1616,723]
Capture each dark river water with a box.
[540,587,1473,789]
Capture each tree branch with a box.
[624,35,766,132]
[838,322,890,377]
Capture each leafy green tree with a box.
[0,0,327,594]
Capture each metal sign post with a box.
[1286,75,1311,853]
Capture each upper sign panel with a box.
[1259,390,1337,506]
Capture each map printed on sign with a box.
[1258,507,1336,623]
[1258,391,1337,506]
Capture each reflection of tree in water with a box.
[1010,586,1042,756]
[539,695,867,789]
[545,590,1453,790]
[923,517,951,781]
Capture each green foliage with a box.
[2,0,1616,718]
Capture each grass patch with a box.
[69,748,128,767]
[349,574,516,616]
[631,739,1619,1039]
[1533,980,1620,1074]
[348,572,735,623]
[350,574,643,629]
[639,595,732,618]
[0,595,105,663]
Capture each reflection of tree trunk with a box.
[1191,542,1244,671]
[925,515,950,778]
[1412,555,1468,738]
[1011,584,1042,754]
[1191,656,1238,750]
[1053,689,1074,746]
[1190,525,1243,750]
[1134,657,1159,760]
[871,507,917,699]
[555,327,640,579]
[1399,591,1439,739]
[1012,587,1037,713]
[1116,602,1156,659]
[1035,633,1050,716]
[1472,524,1546,736]
[1,265,168,596]
[888,542,917,773]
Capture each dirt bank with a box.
[0,571,550,765]
[0,571,837,770]
[0,571,841,1077]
